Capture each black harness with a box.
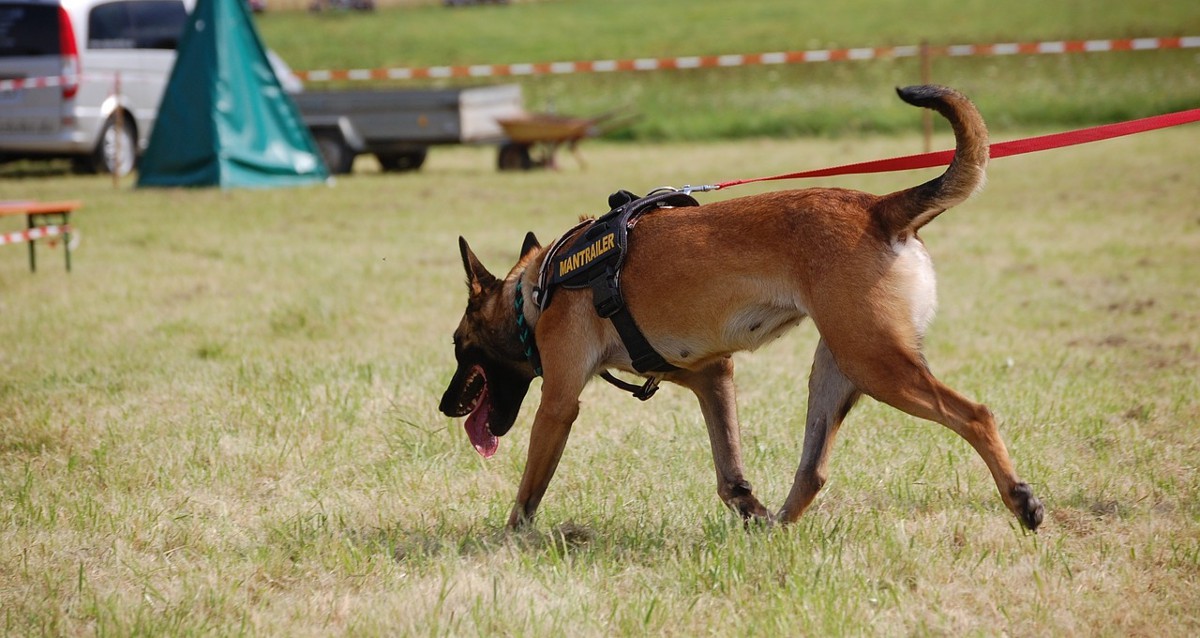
[526,189,699,399]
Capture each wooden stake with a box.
[920,40,933,153]
[112,72,122,188]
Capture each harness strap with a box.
[529,188,700,397]
[533,218,591,310]
[590,271,676,373]
[519,273,661,400]
[599,371,661,401]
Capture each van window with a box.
[88,0,187,50]
[0,3,60,57]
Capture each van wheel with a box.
[88,113,138,176]
[313,130,354,174]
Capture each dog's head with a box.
[439,234,541,458]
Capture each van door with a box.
[125,0,186,145]
[0,2,64,142]
[82,0,187,150]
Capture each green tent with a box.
[137,0,327,188]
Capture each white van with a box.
[0,0,192,174]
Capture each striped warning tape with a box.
[0,70,165,92]
[0,74,74,92]
[0,225,72,247]
[294,35,1200,82]
[5,36,1197,90]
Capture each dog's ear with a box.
[519,232,541,260]
[458,236,497,296]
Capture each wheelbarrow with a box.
[495,110,635,171]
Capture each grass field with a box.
[256,0,1200,138]
[2,119,1198,634]
[2,0,1199,633]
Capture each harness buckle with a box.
[599,371,661,401]
[633,377,661,401]
[589,271,623,318]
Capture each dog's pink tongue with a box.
[465,386,498,458]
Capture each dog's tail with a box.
[873,85,989,237]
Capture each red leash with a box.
[705,107,1200,191]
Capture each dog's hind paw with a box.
[1011,483,1044,531]
[743,511,776,531]
[729,494,774,528]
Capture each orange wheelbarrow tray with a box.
[494,110,635,170]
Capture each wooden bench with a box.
[0,200,81,273]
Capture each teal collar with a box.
[514,278,542,376]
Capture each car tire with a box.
[376,149,427,172]
[87,113,137,176]
[313,130,354,174]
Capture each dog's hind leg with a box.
[777,339,862,524]
[832,339,1044,531]
[673,357,772,523]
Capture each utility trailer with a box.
[291,84,524,174]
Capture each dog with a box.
[440,85,1044,532]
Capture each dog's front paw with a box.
[1011,483,1044,531]
[506,503,537,530]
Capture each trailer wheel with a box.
[313,130,354,174]
[497,142,533,171]
[376,149,427,172]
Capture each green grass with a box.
[2,124,1199,634]
[256,0,1200,139]
[2,0,1198,633]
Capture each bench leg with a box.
[26,214,36,273]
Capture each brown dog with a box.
[440,85,1044,531]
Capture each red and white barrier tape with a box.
[0,70,166,92]
[0,225,72,247]
[294,35,1200,82]
[6,36,1197,90]
[0,74,75,92]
